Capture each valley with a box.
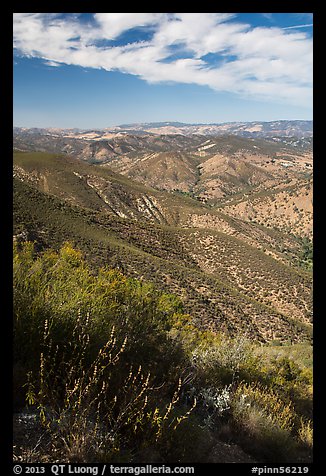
[13,121,313,344]
[14,123,312,238]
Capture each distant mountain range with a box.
[111,120,313,138]
[14,119,313,139]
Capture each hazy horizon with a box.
[13,118,313,131]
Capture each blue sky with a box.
[13,13,313,128]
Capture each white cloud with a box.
[282,24,313,30]
[44,60,61,67]
[13,13,313,108]
[93,13,163,39]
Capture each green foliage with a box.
[25,315,195,462]
[233,382,295,431]
[187,333,313,462]
[13,242,199,461]
[253,345,313,420]
[231,382,297,462]
[14,241,184,376]
[191,334,259,386]
[13,176,313,344]
[299,237,313,270]
[291,236,313,271]
[297,418,313,449]
[14,242,313,463]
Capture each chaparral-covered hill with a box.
[13,125,313,344]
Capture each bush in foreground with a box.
[13,242,313,463]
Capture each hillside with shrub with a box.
[13,242,313,463]
[13,152,312,343]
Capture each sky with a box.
[13,13,313,129]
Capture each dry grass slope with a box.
[13,150,312,344]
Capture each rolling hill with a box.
[110,120,313,137]
[14,128,313,240]
[13,150,312,343]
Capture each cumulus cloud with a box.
[13,13,313,107]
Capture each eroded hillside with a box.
[13,150,312,344]
[14,129,313,243]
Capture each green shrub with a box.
[14,241,200,462]
[13,241,186,383]
[25,314,196,462]
[13,241,313,463]
[297,418,313,449]
[191,334,259,386]
[231,382,297,462]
